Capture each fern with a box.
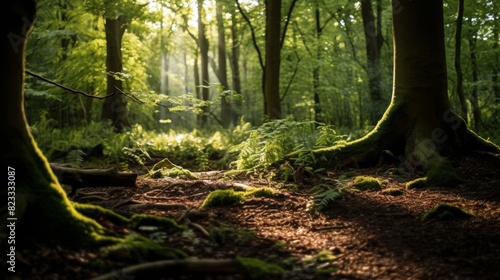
[310,182,348,211]
[122,147,151,170]
[233,116,317,169]
[313,189,341,211]
[66,149,86,168]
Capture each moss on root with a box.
[3,128,119,247]
[73,202,130,225]
[102,234,187,262]
[201,187,277,208]
[382,188,405,196]
[405,159,466,189]
[421,203,474,222]
[128,214,186,232]
[236,256,285,280]
[352,176,382,191]
[245,187,276,198]
[405,178,428,189]
[282,102,499,172]
[201,189,246,208]
[426,159,466,187]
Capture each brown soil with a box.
[4,151,500,280]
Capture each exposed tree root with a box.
[288,106,499,173]
[91,259,246,280]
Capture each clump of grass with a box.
[421,203,474,222]
[352,176,382,191]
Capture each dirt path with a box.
[7,152,500,280]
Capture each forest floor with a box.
[5,151,500,280]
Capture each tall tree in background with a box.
[361,0,384,124]
[229,4,242,125]
[215,0,231,128]
[198,0,210,127]
[307,0,498,170]
[454,0,467,123]
[263,0,282,119]
[101,12,130,131]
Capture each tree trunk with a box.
[361,0,384,124]
[216,0,231,128]
[264,0,282,119]
[313,2,323,124]
[2,0,112,246]
[101,15,130,132]
[198,0,210,128]
[229,5,242,126]
[454,0,468,122]
[302,0,498,171]
[467,35,481,132]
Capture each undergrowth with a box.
[30,116,252,171]
[31,115,361,173]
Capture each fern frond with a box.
[313,189,341,211]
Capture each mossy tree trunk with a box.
[1,0,114,246]
[306,0,499,171]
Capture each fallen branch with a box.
[91,258,245,280]
[50,163,138,195]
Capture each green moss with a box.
[426,160,466,187]
[352,176,382,191]
[405,177,428,189]
[382,187,404,196]
[245,187,276,198]
[128,214,186,232]
[315,250,336,263]
[421,203,474,222]
[201,189,246,208]
[4,128,118,247]
[102,234,187,261]
[150,166,197,179]
[72,202,130,225]
[236,256,285,280]
[165,166,198,179]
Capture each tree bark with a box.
[467,34,481,132]
[454,0,468,122]
[361,0,384,124]
[101,15,130,131]
[216,0,231,128]
[264,0,282,119]
[313,2,323,124]
[198,0,210,128]
[229,5,242,125]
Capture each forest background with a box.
[25,0,500,171]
